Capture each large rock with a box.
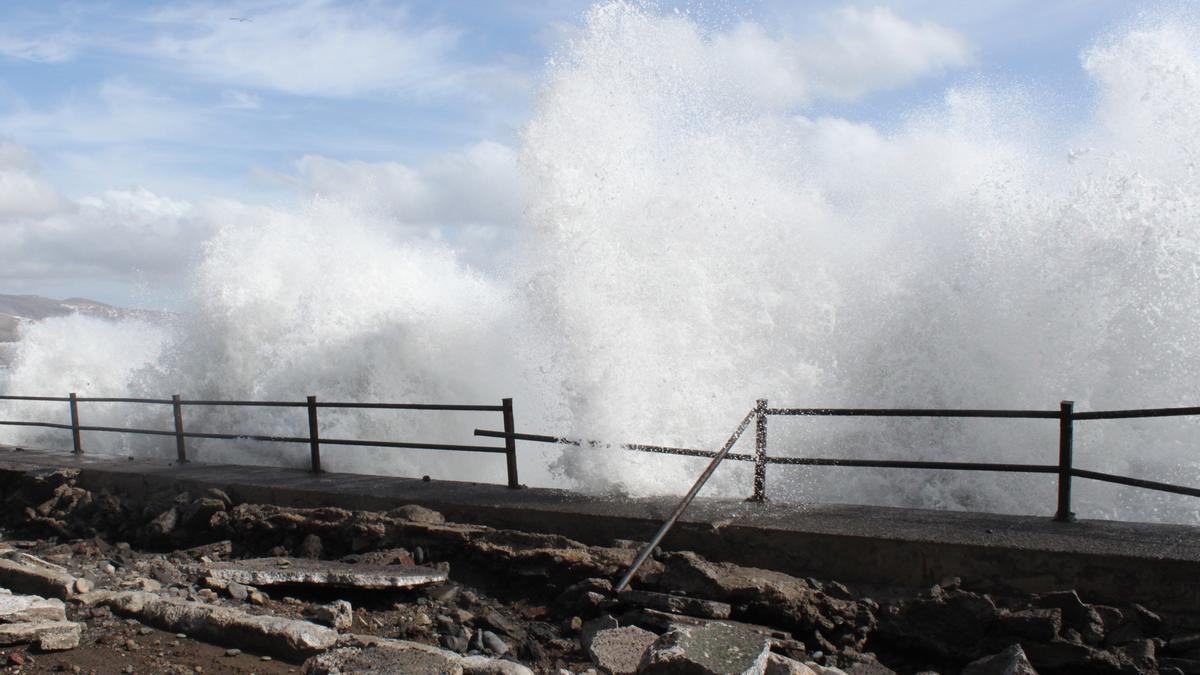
[997,608,1061,642]
[878,588,998,662]
[0,620,81,651]
[587,626,656,674]
[0,554,80,599]
[657,552,866,649]
[1032,591,1104,645]
[103,591,337,659]
[765,653,818,674]
[961,644,1038,675]
[303,641,464,675]
[0,594,67,623]
[618,589,731,620]
[640,623,772,675]
[200,557,447,589]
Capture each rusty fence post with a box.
[749,399,768,502]
[1054,400,1075,522]
[68,392,82,454]
[502,398,520,489]
[172,394,187,463]
[307,395,322,473]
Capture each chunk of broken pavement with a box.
[0,620,81,651]
[0,594,67,623]
[639,622,771,675]
[0,555,80,599]
[961,644,1037,675]
[764,653,818,675]
[588,626,657,675]
[618,588,731,620]
[200,557,447,589]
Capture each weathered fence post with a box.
[307,395,322,473]
[172,394,187,463]
[68,392,82,454]
[502,398,520,489]
[749,398,769,502]
[1054,400,1075,522]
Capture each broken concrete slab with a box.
[588,626,657,675]
[459,655,536,675]
[303,636,535,675]
[303,641,464,675]
[640,622,772,675]
[200,557,447,589]
[765,654,818,675]
[618,589,731,620]
[0,555,80,599]
[0,620,81,651]
[0,594,67,623]
[102,590,338,659]
[961,644,1038,675]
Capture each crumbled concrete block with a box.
[200,557,447,589]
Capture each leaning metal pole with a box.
[613,407,758,592]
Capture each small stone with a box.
[481,630,508,656]
[7,653,24,666]
[248,590,268,606]
[125,638,139,650]
[225,648,241,657]
[314,600,354,631]
[298,534,323,559]
[226,581,248,601]
[74,578,94,594]
[261,655,272,661]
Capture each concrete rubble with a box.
[201,556,448,589]
[0,466,1194,673]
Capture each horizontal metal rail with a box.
[473,429,748,460]
[1071,468,1200,498]
[0,392,522,486]
[1071,406,1200,420]
[766,407,1061,419]
[0,420,76,430]
[318,402,504,412]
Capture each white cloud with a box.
[0,139,67,217]
[142,0,465,98]
[0,79,202,147]
[0,141,218,288]
[291,140,521,229]
[0,33,80,63]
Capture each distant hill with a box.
[0,294,169,365]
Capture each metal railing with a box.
[0,393,522,488]
[484,398,1200,590]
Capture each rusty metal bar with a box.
[1055,400,1075,522]
[172,395,187,463]
[69,393,82,454]
[0,395,72,402]
[502,398,520,489]
[614,407,757,592]
[307,395,321,473]
[749,399,768,502]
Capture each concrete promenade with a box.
[0,445,1197,612]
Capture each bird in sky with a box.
[228,17,251,22]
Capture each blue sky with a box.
[0,0,1157,307]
